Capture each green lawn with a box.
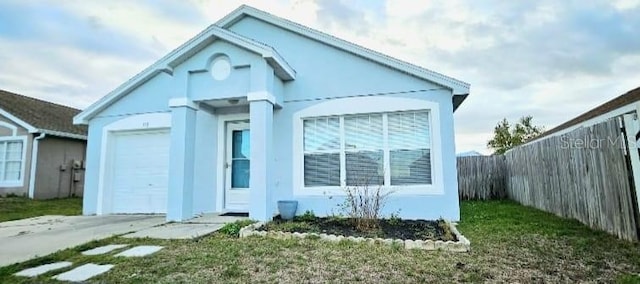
[0,197,82,223]
[1,200,639,283]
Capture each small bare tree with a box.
[340,169,392,231]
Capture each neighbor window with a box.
[303,110,432,188]
[0,140,23,183]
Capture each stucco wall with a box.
[0,114,33,197]
[269,91,459,220]
[82,15,461,220]
[228,17,460,220]
[227,17,443,101]
[34,136,86,199]
[181,41,257,101]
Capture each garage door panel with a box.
[109,130,170,214]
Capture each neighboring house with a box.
[0,89,87,199]
[533,86,640,140]
[73,5,470,222]
[456,151,483,157]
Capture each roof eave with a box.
[39,129,87,140]
[453,93,469,112]
[0,107,38,132]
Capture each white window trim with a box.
[0,136,28,187]
[292,96,444,196]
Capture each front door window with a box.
[231,129,250,188]
[225,121,250,212]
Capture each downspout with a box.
[28,133,46,199]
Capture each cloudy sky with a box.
[1,0,639,154]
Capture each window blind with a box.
[344,114,384,186]
[302,110,432,188]
[388,112,432,185]
[303,117,340,186]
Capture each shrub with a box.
[340,172,392,232]
[295,210,316,222]
[219,220,256,237]
[438,218,455,241]
[387,211,402,226]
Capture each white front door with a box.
[225,121,250,211]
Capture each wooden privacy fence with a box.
[457,118,640,241]
[505,119,638,241]
[457,155,506,200]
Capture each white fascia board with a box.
[73,25,295,125]
[216,5,469,94]
[0,107,38,132]
[40,129,87,140]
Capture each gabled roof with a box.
[0,89,87,139]
[531,86,640,142]
[73,26,295,124]
[216,5,471,96]
[75,5,471,124]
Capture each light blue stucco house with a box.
[74,5,470,222]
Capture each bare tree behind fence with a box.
[505,118,638,241]
[457,155,507,200]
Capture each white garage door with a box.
[110,130,170,214]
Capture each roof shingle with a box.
[0,89,87,137]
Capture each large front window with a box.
[0,140,23,183]
[303,110,432,188]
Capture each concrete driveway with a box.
[0,215,166,267]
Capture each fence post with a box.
[623,113,640,238]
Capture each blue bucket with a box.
[277,200,298,220]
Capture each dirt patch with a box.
[259,216,457,241]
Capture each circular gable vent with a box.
[211,56,231,81]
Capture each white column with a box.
[248,96,274,221]
[167,98,197,221]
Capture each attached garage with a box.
[107,129,170,214]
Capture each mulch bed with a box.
[258,216,457,241]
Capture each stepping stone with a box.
[14,261,72,277]
[52,263,113,282]
[82,244,129,256]
[123,223,223,239]
[115,245,163,257]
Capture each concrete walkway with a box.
[123,213,247,239]
[0,215,165,267]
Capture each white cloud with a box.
[0,38,147,109]
[59,0,204,55]
[612,0,640,10]
[0,0,638,154]
[192,0,319,26]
